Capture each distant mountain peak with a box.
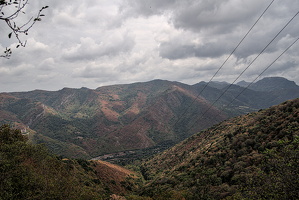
[194,81,229,90]
[237,80,250,87]
[249,76,298,92]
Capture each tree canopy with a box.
[0,124,110,199]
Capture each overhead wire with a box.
[186,10,299,133]
[188,36,299,149]
[172,0,275,128]
[110,1,298,147]
[221,36,299,110]
[127,0,280,143]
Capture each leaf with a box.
[40,14,45,17]
[8,32,12,39]
[41,6,49,10]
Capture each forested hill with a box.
[0,124,140,200]
[0,77,298,159]
[138,98,299,199]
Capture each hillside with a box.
[0,77,298,159]
[1,80,226,159]
[136,98,299,199]
[0,124,140,200]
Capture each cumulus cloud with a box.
[159,39,230,59]
[122,0,267,32]
[63,32,135,61]
[38,58,56,71]
[124,0,299,60]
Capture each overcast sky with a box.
[1,0,299,92]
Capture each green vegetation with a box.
[0,124,110,199]
[133,99,299,199]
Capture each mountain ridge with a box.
[0,76,298,159]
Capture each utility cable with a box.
[172,0,275,128]
[186,10,299,133]
[222,36,299,110]
[188,36,299,148]
[128,0,276,142]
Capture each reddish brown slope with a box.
[93,160,138,194]
[1,80,228,158]
[103,84,227,151]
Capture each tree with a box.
[0,0,48,58]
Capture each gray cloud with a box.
[126,0,299,59]
[62,33,135,62]
[122,0,268,32]
[159,40,231,59]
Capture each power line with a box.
[172,0,275,128]
[187,8,299,133]
[222,36,299,110]
[131,0,279,141]
[187,35,299,145]
[110,1,297,147]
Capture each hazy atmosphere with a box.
[1,0,299,92]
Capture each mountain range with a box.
[0,76,298,158]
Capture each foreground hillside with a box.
[136,98,299,199]
[0,77,298,159]
[0,124,140,200]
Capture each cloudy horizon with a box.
[1,0,299,92]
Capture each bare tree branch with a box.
[0,0,48,58]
